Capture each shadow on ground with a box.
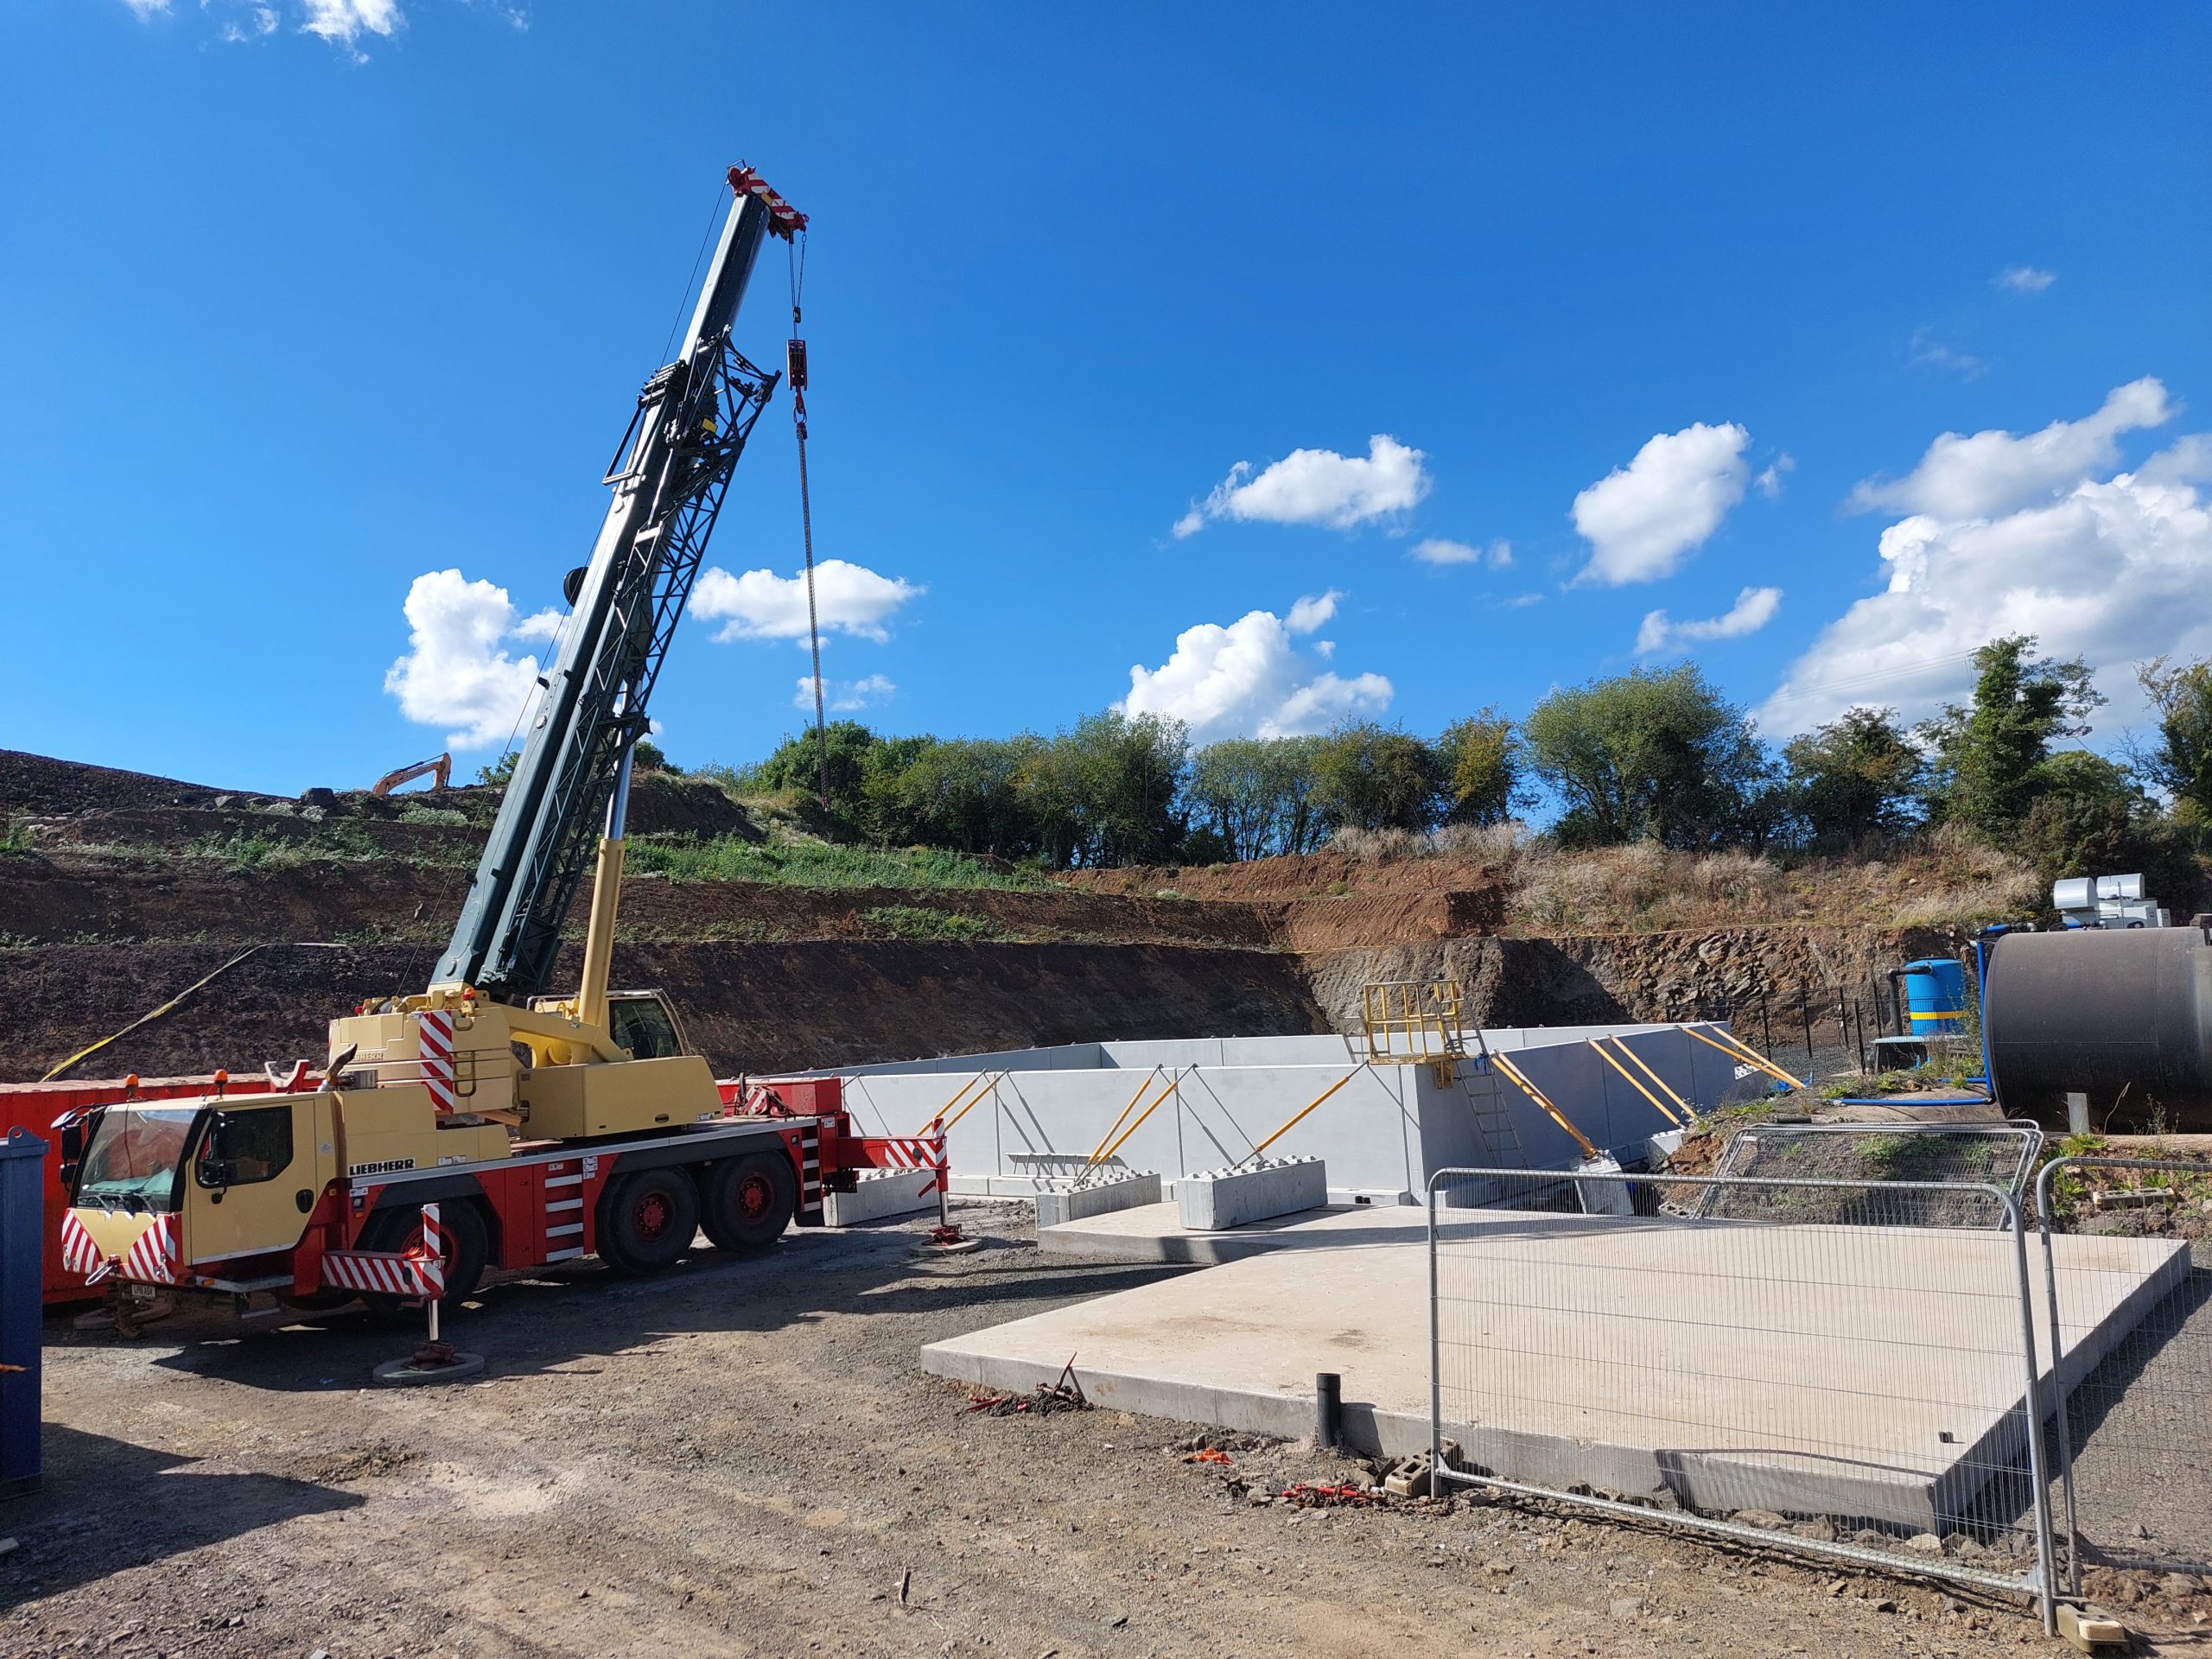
[0,1425,362,1605]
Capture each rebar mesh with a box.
[2037,1156,2212,1588]
[1429,1167,2055,1600]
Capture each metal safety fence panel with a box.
[2036,1156,2212,1593]
[1427,1166,2056,1624]
[1697,1122,2043,1226]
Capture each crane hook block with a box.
[786,338,808,391]
[727,164,807,239]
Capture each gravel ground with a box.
[4,1202,2206,1658]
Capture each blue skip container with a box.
[1902,957,1969,1036]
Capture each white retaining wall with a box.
[795,1023,1769,1203]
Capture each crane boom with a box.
[434,168,792,1004]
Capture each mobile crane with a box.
[54,165,922,1323]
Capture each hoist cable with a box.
[788,231,831,813]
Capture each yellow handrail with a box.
[1246,1063,1370,1163]
[1094,1070,1185,1166]
[1686,1023,1805,1090]
[1586,1038,1683,1128]
[1490,1052,1599,1160]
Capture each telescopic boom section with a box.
[433,166,799,1005]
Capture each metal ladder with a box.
[1450,1031,1528,1170]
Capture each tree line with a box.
[671,636,2212,887]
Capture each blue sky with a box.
[3,2,2208,795]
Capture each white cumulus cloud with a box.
[1121,608,1392,745]
[1173,435,1429,538]
[793,674,895,715]
[384,569,563,751]
[1411,537,1512,569]
[1755,454,1796,500]
[1999,265,2057,293]
[1845,377,2175,518]
[302,0,404,51]
[1760,428,2212,737]
[122,0,170,16]
[1570,422,1751,585]
[1285,590,1342,634]
[1634,586,1782,657]
[692,559,922,645]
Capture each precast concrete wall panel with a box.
[808,1022,1755,1204]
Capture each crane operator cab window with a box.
[607,995,683,1060]
[194,1106,295,1190]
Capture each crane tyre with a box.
[596,1166,700,1275]
[358,1198,488,1325]
[701,1153,797,1253]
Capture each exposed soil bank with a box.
[0,857,1275,950]
[0,940,1327,1083]
[1303,924,1955,1033]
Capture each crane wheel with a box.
[596,1166,700,1275]
[700,1153,797,1253]
[359,1198,488,1325]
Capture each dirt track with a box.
[6,1202,2158,1659]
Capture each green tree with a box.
[742,721,889,827]
[475,751,518,787]
[1059,709,1189,867]
[1783,706,1923,848]
[2015,749,2171,889]
[1013,737,1085,868]
[1435,709,1523,826]
[632,738,679,774]
[1185,735,1328,859]
[1311,721,1446,835]
[1521,665,1770,849]
[2137,655,2212,822]
[1916,636,2103,836]
[868,735,1037,856]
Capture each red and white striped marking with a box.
[865,1131,949,1193]
[59,1209,108,1282]
[320,1249,437,1298]
[797,1129,822,1214]
[416,1010,457,1113]
[416,1203,445,1299]
[726,165,807,239]
[120,1213,181,1285]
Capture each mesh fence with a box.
[1687,1124,2041,1228]
[1428,1167,2055,1605]
[2036,1156,2212,1592]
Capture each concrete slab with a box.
[1176,1158,1326,1230]
[925,1209,2186,1531]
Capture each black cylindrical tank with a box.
[1985,925,2212,1129]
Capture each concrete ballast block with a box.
[1576,1154,1635,1217]
[1034,1172,1161,1229]
[823,1168,941,1227]
[1178,1158,1327,1230]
